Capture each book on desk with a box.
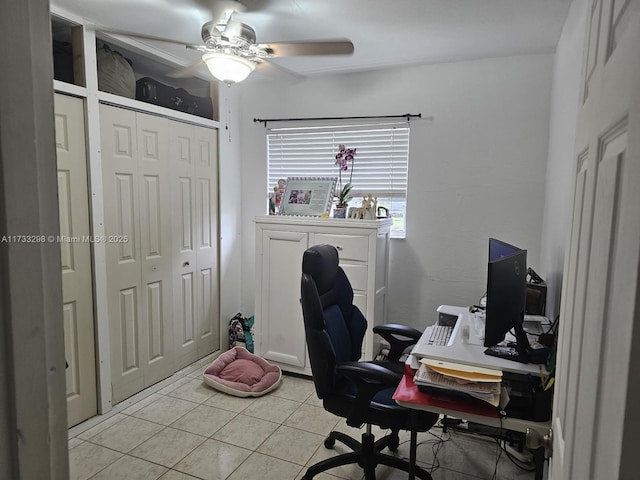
[413,358,503,408]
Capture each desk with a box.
[394,306,551,480]
[411,305,549,376]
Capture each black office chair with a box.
[300,244,438,480]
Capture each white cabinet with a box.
[255,216,392,375]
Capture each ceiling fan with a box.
[98,2,354,84]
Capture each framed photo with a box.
[279,177,337,217]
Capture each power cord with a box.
[501,440,536,472]
[426,425,450,474]
[399,416,539,478]
[490,415,505,480]
[393,424,450,474]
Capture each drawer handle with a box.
[336,245,343,251]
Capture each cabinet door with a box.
[259,230,309,367]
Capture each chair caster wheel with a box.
[324,436,336,449]
[388,434,400,451]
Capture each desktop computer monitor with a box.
[484,238,530,360]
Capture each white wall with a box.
[237,54,553,330]
[539,0,588,320]
[217,86,244,346]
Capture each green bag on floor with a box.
[228,313,255,353]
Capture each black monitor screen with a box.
[489,238,522,262]
[484,238,528,349]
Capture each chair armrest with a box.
[336,361,403,427]
[373,324,423,361]
[337,361,402,387]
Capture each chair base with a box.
[302,428,432,480]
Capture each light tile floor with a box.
[68,354,537,480]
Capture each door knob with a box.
[182,261,190,267]
[525,427,553,456]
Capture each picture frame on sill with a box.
[279,176,337,217]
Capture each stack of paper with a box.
[413,359,503,407]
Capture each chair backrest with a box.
[301,244,367,398]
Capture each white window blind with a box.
[267,122,410,237]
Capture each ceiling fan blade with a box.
[96,28,201,50]
[166,59,207,79]
[255,58,305,80]
[192,0,268,16]
[256,39,354,57]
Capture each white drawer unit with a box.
[313,233,370,262]
[255,215,392,376]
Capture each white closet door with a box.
[135,113,174,386]
[170,123,219,365]
[101,105,174,403]
[55,93,97,426]
[101,105,144,402]
[193,125,219,357]
[170,121,199,368]
[102,104,218,403]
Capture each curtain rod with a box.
[253,113,421,126]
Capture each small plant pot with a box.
[333,206,347,218]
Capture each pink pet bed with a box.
[203,347,282,397]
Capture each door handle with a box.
[525,427,553,457]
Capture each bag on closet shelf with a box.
[136,77,214,119]
[97,44,136,99]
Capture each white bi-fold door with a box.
[55,93,97,427]
[170,121,220,370]
[100,104,219,403]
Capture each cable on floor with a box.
[392,424,450,475]
[501,441,536,472]
[489,415,505,480]
[427,427,450,474]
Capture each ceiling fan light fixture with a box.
[202,52,256,84]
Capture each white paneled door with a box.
[100,105,174,403]
[550,2,640,478]
[170,122,219,369]
[193,125,219,358]
[54,93,97,427]
[101,104,219,404]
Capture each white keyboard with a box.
[420,325,453,346]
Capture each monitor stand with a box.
[484,312,532,364]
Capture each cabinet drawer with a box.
[314,233,369,262]
[342,264,368,291]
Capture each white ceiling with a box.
[51,0,572,82]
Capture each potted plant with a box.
[333,144,356,218]
[334,182,353,218]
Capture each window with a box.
[267,122,410,238]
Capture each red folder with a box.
[393,364,499,418]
